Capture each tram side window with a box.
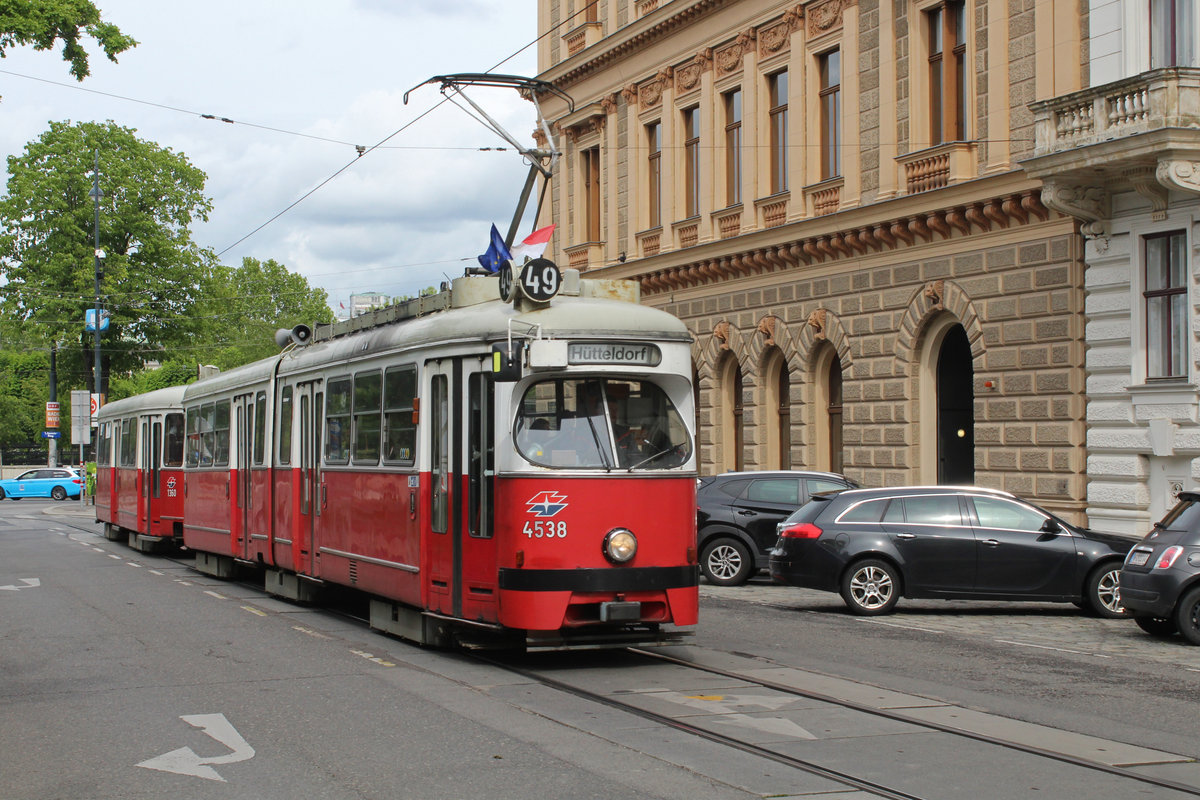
[164,413,184,468]
[253,391,266,465]
[120,418,137,467]
[213,402,230,466]
[98,422,111,466]
[197,404,216,467]
[278,386,293,465]
[353,371,382,464]
[325,377,351,464]
[383,365,417,465]
[185,408,200,467]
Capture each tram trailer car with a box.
[94,385,187,552]
[179,266,699,650]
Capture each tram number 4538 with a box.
[524,521,568,539]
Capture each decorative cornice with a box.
[548,0,736,91]
[636,190,1054,295]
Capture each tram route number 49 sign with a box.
[499,258,561,304]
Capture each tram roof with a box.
[97,384,187,419]
[182,272,692,401]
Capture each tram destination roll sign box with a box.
[568,343,661,367]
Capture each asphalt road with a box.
[3,500,1198,799]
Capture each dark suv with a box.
[769,486,1136,616]
[1120,491,1200,644]
[696,470,858,585]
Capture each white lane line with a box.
[995,639,1111,658]
[126,562,143,568]
[107,554,122,560]
[148,570,164,576]
[856,618,946,634]
[204,590,227,600]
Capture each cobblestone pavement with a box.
[701,578,1200,672]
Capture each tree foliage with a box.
[0,120,216,393]
[0,0,136,80]
[191,256,334,370]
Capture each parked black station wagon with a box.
[696,470,858,585]
[1120,490,1200,645]
[769,486,1137,616]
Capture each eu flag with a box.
[477,224,512,273]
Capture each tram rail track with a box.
[473,646,1200,800]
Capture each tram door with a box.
[425,357,497,621]
[295,381,323,575]
[149,418,162,533]
[233,394,254,559]
[139,417,159,532]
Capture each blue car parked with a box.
[0,468,84,500]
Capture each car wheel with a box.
[840,559,900,616]
[51,485,68,501]
[1084,563,1126,618]
[0,487,5,500]
[1134,615,1178,637]
[1173,586,1200,646]
[700,537,753,586]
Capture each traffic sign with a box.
[41,431,62,439]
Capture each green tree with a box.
[0,348,47,453]
[191,256,334,370]
[0,0,136,80]
[0,120,216,394]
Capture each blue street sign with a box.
[41,431,62,439]
[85,309,110,332]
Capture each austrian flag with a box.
[509,224,556,263]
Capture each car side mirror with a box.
[1040,519,1062,535]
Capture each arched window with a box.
[718,353,744,472]
[813,342,843,474]
[763,348,791,469]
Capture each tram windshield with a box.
[514,377,691,470]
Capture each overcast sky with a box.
[0,0,541,312]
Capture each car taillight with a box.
[779,522,823,539]
[1155,545,1184,569]
[72,479,83,484]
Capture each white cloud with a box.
[0,0,540,307]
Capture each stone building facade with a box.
[1024,0,1200,534]
[534,0,1094,522]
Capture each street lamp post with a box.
[89,152,104,412]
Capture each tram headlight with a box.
[603,528,638,564]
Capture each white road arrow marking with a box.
[137,713,255,782]
[658,691,818,739]
[0,578,40,591]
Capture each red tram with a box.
[94,385,187,551]
[178,264,699,649]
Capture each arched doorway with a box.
[936,324,974,484]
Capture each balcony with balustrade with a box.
[1023,68,1200,211]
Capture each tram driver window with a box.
[325,377,351,464]
[514,377,692,469]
